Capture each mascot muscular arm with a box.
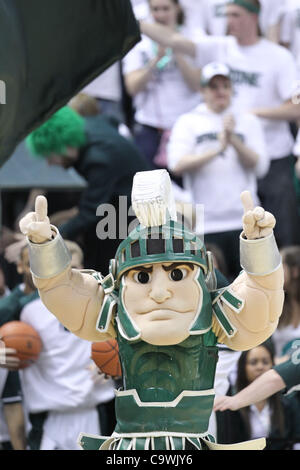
[212,191,283,350]
[19,195,114,342]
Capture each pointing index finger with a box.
[240,191,254,214]
[35,195,48,222]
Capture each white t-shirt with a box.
[208,346,241,437]
[249,403,271,440]
[280,0,300,77]
[20,298,115,414]
[0,369,25,444]
[259,0,287,37]
[195,36,296,159]
[123,32,201,129]
[83,63,122,102]
[179,0,207,41]
[168,103,268,234]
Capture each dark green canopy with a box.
[0,0,140,167]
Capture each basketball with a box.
[91,339,121,377]
[0,321,42,369]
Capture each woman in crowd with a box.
[123,0,202,170]
[215,342,298,450]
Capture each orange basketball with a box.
[0,321,42,369]
[91,339,122,377]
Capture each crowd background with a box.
[1,0,300,450]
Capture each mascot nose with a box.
[149,283,172,303]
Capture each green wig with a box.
[26,106,86,158]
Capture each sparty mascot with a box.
[19,169,284,450]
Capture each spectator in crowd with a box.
[140,0,300,249]
[123,0,202,171]
[214,351,300,448]
[214,342,299,450]
[0,243,116,450]
[168,62,268,279]
[214,354,300,411]
[25,105,148,273]
[271,246,300,360]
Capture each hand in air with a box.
[241,191,275,240]
[19,196,52,244]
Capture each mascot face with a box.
[122,262,202,346]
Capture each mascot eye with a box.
[134,271,151,284]
[169,268,187,282]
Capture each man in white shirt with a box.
[140,0,300,248]
[168,62,268,279]
[123,0,202,169]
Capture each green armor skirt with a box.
[78,388,216,450]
